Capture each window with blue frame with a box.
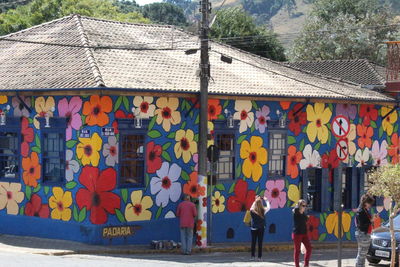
[0,117,20,181]
[118,119,146,187]
[213,121,236,182]
[40,118,66,184]
[302,168,322,212]
[268,129,287,177]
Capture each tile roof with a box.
[286,59,386,87]
[0,15,394,102]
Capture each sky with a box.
[135,0,160,5]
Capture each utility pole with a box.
[197,0,211,248]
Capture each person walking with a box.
[293,199,312,267]
[250,195,271,261]
[355,194,376,267]
[177,195,197,255]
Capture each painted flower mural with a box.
[359,104,378,126]
[233,100,254,133]
[174,129,197,164]
[150,162,182,207]
[20,117,34,157]
[25,194,50,218]
[22,152,41,188]
[288,184,300,206]
[342,124,357,163]
[125,190,153,222]
[12,96,31,117]
[66,150,79,182]
[300,144,321,169]
[357,124,373,149]
[0,182,24,215]
[102,136,119,167]
[255,105,270,134]
[211,191,225,213]
[321,149,339,182]
[355,148,370,167]
[76,166,120,225]
[112,110,133,134]
[76,132,102,167]
[306,103,332,144]
[154,97,181,132]
[307,215,320,240]
[264,180,287,209]
[288,103,307,136]
[227,180,255,212]
[82,95,112,127]
[336,103,357,120]
[34,96,55,129]
[49,187,72,221]
[240,136,267,182]
[381,106,398,136]
[287,145,302,179]
[183,172,205,199]
[146,141,162,173]
[58,96,82,140]
[325,212,351,238]
[388,133,400,164]
[208,99,222,120]
[372,140,388,167]
[133,96,155,119]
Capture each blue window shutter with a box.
[301,170,308,201]
[321,168,330,211]
[351,167,358,208]
[333,167,342,211]
[359,167,366,197]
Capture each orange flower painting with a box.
[82,95,112,126]
[22,152,41,188]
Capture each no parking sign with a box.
[331,115,350,138]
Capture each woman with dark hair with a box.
[355,194,376,267]
[249,195,271,261]
[292,199,312,267]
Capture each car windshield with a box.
[384,215,400,229]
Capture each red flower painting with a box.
[307,215,320,240]
[25,194,50,218]
[359,104,378,126]
[20,117,34,157]
[227,180,256,212]
[112,110,134,134]
[288,103,307,136]
[208,99,222,120]
[321,149,339,183]
[76,166,121,225]
[146,141,162,173]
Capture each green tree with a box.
[0,0,150,35]
[141,2,187,26]
[210,8,286,61]
[290,0,397,64]
[113,0,140,14]
[368,164,400,267]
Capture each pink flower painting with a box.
[58,97,83,140]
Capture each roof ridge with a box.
[287,59,369,64]
[79,15,173,29]
[364,61,386,84]
[73,14,105,87]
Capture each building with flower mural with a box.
[0,14,397,246]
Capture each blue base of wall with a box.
[0,214,181,245]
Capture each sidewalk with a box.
[0,234,357,256]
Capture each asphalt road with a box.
[0,248,393,267]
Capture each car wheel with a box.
[366,257,380,264]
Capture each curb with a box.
[36,242,357,256]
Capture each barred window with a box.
[268,131,287,177]
[215,133,235,180]
[119,133,145,187]
[0,131,19,180]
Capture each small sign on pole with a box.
[331,115,350,138]
[336,138,349,161]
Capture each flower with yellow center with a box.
[0,95,7,104]
[174,129,197,163]
[34,96,55,129]
[125,190,153,221]
[154,97,181,132]
[76,132,102,166]
[381,106,398,136]
[211,191,225,213]
[288,184,300,207]
[325,211,351,238]
[49,187,72,221]
[240,136,268,182]
[306,103,332,144]
[0,182,24,215]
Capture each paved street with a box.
[0,248,392,267]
